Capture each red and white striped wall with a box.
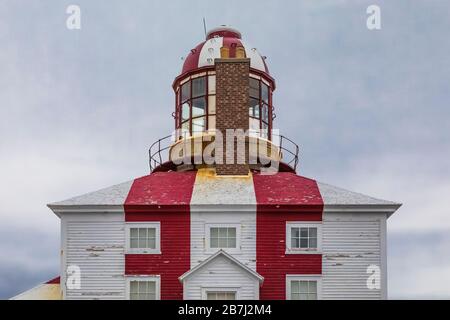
[50,168,396,300]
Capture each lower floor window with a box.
[206,291,236,300]
[127,277,160,300]
[287,276,321,300]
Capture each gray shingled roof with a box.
[47,178,400,209]
[317,181,400,206]
[48,180,133,207]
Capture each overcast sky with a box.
[1,0,449,299]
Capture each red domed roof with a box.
[181,26,269,76]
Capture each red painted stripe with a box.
[124,171,196,300]
[253,172,324,300]
[182,41,206,74]
[222,37,243,58]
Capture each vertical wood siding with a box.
[322,213,387,299]
[64,214,125,300]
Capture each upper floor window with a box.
[176,73,216,138]
[286,222,322,253]
[206,224,240,252]
[286,276,321,300]
[126,222,161,254]
[127,277,160,300]
[249,77,272,139]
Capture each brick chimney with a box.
[215,47,250,176]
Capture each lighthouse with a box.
[13,26,401,300]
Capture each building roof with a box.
[178,249,264,283]
[10,277,61,300]
[48,171,401,214]
[181,26,269,75]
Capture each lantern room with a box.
[172,26,276,140]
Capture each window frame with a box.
[248,75,272,140]
[125,222,161,254]
[126,276,161,300]
[176,72,217,138]
[201,287,240,300]
[286,222,322,254]
[286,275,322,300]
[205,223,241,253]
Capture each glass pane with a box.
[181,82,190,102]
[130,293,139,300]
[210,228,219,237]
[210,237,219,248]
[139,239,147,248]
[299,293,308,300]
[148,282,156,294]
[147,228,156,238]
[192,116,205,134]
[249,98,260,117]
[291,238,299,248]
[300,228,308,237]
[148,238,156,249]
[262,104,269,122]
[227,237,236,248]
[308,293,317,300]
[130,228,138,238]
[130,239,139,248]
[192,97,206,117]
[250,78,259,98]
[148,293,156,300]
[130,281,138,293]
[299,281,308,293]
[207,293,217,300]
[192,77,206,97]
[208,75,216,95]
[138,228,147,239]
[291,293,300,300]
[309,238,317,248]
[227,228,236,238]
[291,281,299,293]
[225,292,236,300]
[181,121,190,136]
[217,292,227,300]
[218,237,228,247]
[218,228,227,237]
[261,83,269,103]
[300,238,308,248]
[292,228,300,238]
[208,95,216,114]
[182,103,190,121]
[309,281,317,293]
[309,228,317,238]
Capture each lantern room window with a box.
[176,74,216,138]
[249,77,272,139]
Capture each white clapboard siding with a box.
[322,212,387,300]
[63,212,125,300]
[184,255,259,300]
[190,211,257,270]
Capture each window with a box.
[176,73,216,138]
[286,222,321,253]
[206,292,236,300]
[248,77,272,139]
[206,224,240,252]
[286,276,321,300]
[126,223,160,254]
[127,277,160,300]
[202,287,239,300]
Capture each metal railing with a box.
[148,132,300,173]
